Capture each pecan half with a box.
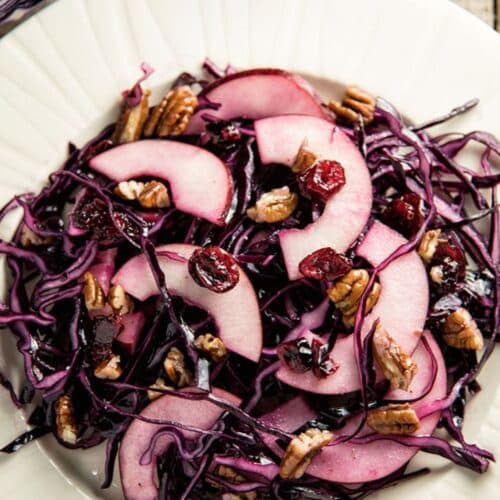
[418,229,442,263]
[94,354,122,380]
[327,269,381,327]
[114,180,145,201]
[292,143,318,174]
[194,334,227,362]
[137,180,170,209]
[280,428,333,480]
[112,89,151,144]
[55,395,78,444]
[372,325,417,390]
[443,308,483,350]
[83,272,106,310]
[246,186,298,223]
[147,378,173,401]
[108,285,133,315]
[143,86,198,137]
[163,347,193,388]
[367,403,420,435]
[328,86,375,125]
[215,466,257,500]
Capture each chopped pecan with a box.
[443,308,483,350]
[280,428,333,480]
[292,143,318,173]
[418,229,442,263]
[163,347,193,388]
[143,86,198,137]
[367,403,420,435]
[215,466,257,500]
[372,325,417,390]
[328,86,375,125]
[147,378,173,401]
[94,354,122,380]
[112,89,151,144]
[19,224,51,247]
[194,334,227,362]
[108,285,133,315]
[246,186,298,223]
[114,180,145,201]
[83,272,106,310]
[327,269,381,327]
[55,395,78,444]
[137,180,170,209]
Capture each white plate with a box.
[0,0,499,498]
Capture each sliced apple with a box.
[119,388,240,500]
[254,115,372,279]
[186,69,330,134]
[261,331,447,483]
[89,140,233,226]
[112,244,262,362]
[116,312,146,355]
[276,221,428,393]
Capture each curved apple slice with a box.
[186,69,330,134]
[276,221,428,393]
[120,388,240,500]
[262,331,447,483]
[89,140,233,226]
[116,312,146,355]
[112,244,262,362]
[254,115,372,279]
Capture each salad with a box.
[0,60,498,499]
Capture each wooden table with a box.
[453,0,499,29]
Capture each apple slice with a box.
[186,69,330,134]
[112,244,262,362]
[261,331,447,483]
[119,388,240,500]
[254,115,372,279]
[89,140,233,226]
[116,312,146,355]
[276,221,428,393]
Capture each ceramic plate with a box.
[0,0,498,498]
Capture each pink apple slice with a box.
[261,331,447,483]
[276,221,428,393]
[186,69,330,134]
[89,140,233,226]
[116,312,146,355]
[254,115,372,279]
[119,388,241,500]
[112,243,262,362]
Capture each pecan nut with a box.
[114,180,145,201]
[418,229,442,263]
[247,186,298,223]
[147,378,173,401]
[280,428,333,480]
[137,180,170,209]
[112,89,151,144]
[367,403,420,435]
[83,272,106,310]
[55,395,78,444]
[19,224,51,247]
[143,86,198,137]
[292,143,319,174]
[327,269,381,327]
[108,285,133,315]
[443,308,483,350]
[193,334,227,362]
[328,86,375,125]
[372,325,417,390]
[216,466,257,500]
[94,354,123,380]
[163,347,193,388]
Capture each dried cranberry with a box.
[298,159,346,203]
[89,317,121,364]
[382,193,425,238]
[298,248,352,281]
[433,243,466,280]
[188,246,239,293]
[277,338,313,373]
[207,120,242,148]
[311,339,337,378]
